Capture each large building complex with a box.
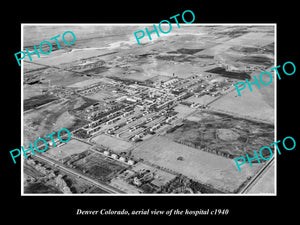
[23,25,275,195]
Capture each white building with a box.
[133,177,142,186]
[127,160,135,165]
[119,157,126,162]
[111,154,118,160]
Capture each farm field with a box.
[132,136,262,193]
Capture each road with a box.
[31,153,124,194]
[239,157,275,194]
[23,60,92,77]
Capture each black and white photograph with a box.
[21,24,276,195]
[3,4,298,223]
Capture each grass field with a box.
[44,139,91,161]
[91,134,133,153]
[173,104,197,119]
[209,73,274,124]
[167,110,274,159]
[132,136,262,193]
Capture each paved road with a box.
[31,153,123,194]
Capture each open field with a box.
[173,104,197,119]
[167,110,274,158]
[90,134,133,153]
[66,78,103,88]
[132,136,262,193]
[85,89,121,101]
[209,72,274,124]
[247,163,275,194]
[186,95,216,105]
[257,67,275,108]
[23,61,48,73]
[44,139,91,161]
[23,98,90,145]
[118,72,153,81]
[24,65,90,87]
[220,31,274,48]
[146,75,172,83]
[24,84,50,100]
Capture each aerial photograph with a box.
[22,24,275,195]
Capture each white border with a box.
[21,24,24,196]
[21,23,277,196]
